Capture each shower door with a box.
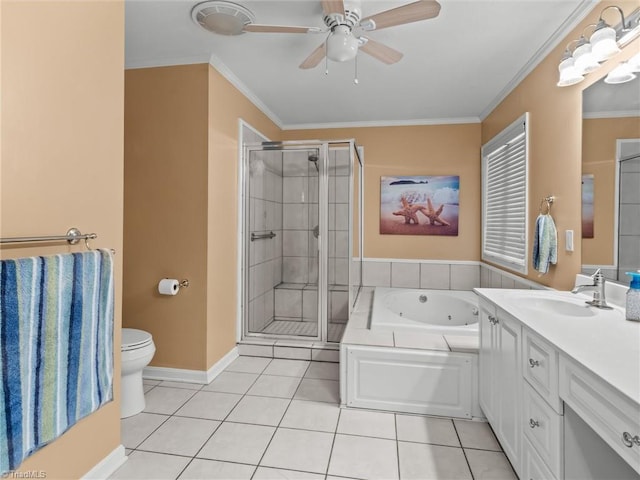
[242,140,359,343]
[244,144,325,340]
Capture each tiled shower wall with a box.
[328,149,351,323]
[281,150,318,285]
[618,156,640,279]
[248,150,283,333]
[275,149,352,324]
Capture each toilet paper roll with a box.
[158,278,180,296]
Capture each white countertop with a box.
[474,288,640,406]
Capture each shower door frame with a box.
[241,139,362,344]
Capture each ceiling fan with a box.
[192,0,441,69]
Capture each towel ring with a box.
[540,196,554,215]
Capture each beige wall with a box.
[481,1,639,290]
[282,124,482,261]
[124,65,210,370]
[124,64,280,370]
[1,1,124,477]
[582,116,640,265]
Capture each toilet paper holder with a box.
[158,278,191,296]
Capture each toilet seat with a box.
[122,328,153,352]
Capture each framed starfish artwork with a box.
[380,175,459,236]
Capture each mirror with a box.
[582,73,640,283]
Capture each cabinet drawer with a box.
[522,436,558,480]
[523,381,563,479]
[559,355,640,475]
[522,328,562,414]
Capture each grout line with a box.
[251,365,303,478]
[324,404,342,478]
[394,414,401,480]
[126,413,172,451]
[452,419,475,480]
[189,358,270,464]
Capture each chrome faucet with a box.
[571,269,613,309]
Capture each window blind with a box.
[482,113,528,273]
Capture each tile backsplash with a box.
[359,259,543,291]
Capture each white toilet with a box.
[121,328,156,418]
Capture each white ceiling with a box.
[125,0,596,128]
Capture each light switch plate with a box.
[565,230,574,251]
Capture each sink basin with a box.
[522,297,596,317]
[506,293,597,318]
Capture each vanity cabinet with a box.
[478,299,522,471]
[478,291,640,480]
[560,355,640,474]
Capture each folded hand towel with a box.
[533,214,558,274]
[0,250,114,474]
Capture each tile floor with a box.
[111,356,517,480]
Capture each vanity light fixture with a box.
[628,51,640,72]
[572,25,600,74]
[604,61,637,84]
[557,44,585,87]
[590,9,622,62]
[557,6,640,87]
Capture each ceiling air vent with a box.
[191,1,255,36]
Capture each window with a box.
[482,113,529,274]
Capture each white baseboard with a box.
[82,444,126,479]
[143,347,239,384]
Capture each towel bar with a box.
[1,228,97,246]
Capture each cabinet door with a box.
[496,310,522,473]
[479,301,497,423]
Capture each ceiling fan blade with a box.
[321,0,345,16]
[244,24,322,34]
[299,43,327,69]
[361,0,441,30]
[360,38,403,64]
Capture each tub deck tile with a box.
[444,335,480,353]
[341,328,394,347]
[393,332,450,351]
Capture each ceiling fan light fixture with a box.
[326,25,359,62]
[191,1,255,36]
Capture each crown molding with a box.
[281,116,481,131]
[479,0,599,121]
[583,110,640,119]
[124,55,479,130]
[207,53,284,129]
[125,54,211,70]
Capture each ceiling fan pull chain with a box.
[325,36,330,75]
[354,55,359,84]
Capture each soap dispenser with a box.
[625,271,640,322]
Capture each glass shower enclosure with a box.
[242,140,363,344]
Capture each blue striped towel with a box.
[532,214,558,274]
[0,250,114,474]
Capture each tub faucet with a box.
[571,269,613,309]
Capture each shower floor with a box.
[260,319,346,343]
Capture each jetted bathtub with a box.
[342,287,482,419]
[371,287,479,335]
